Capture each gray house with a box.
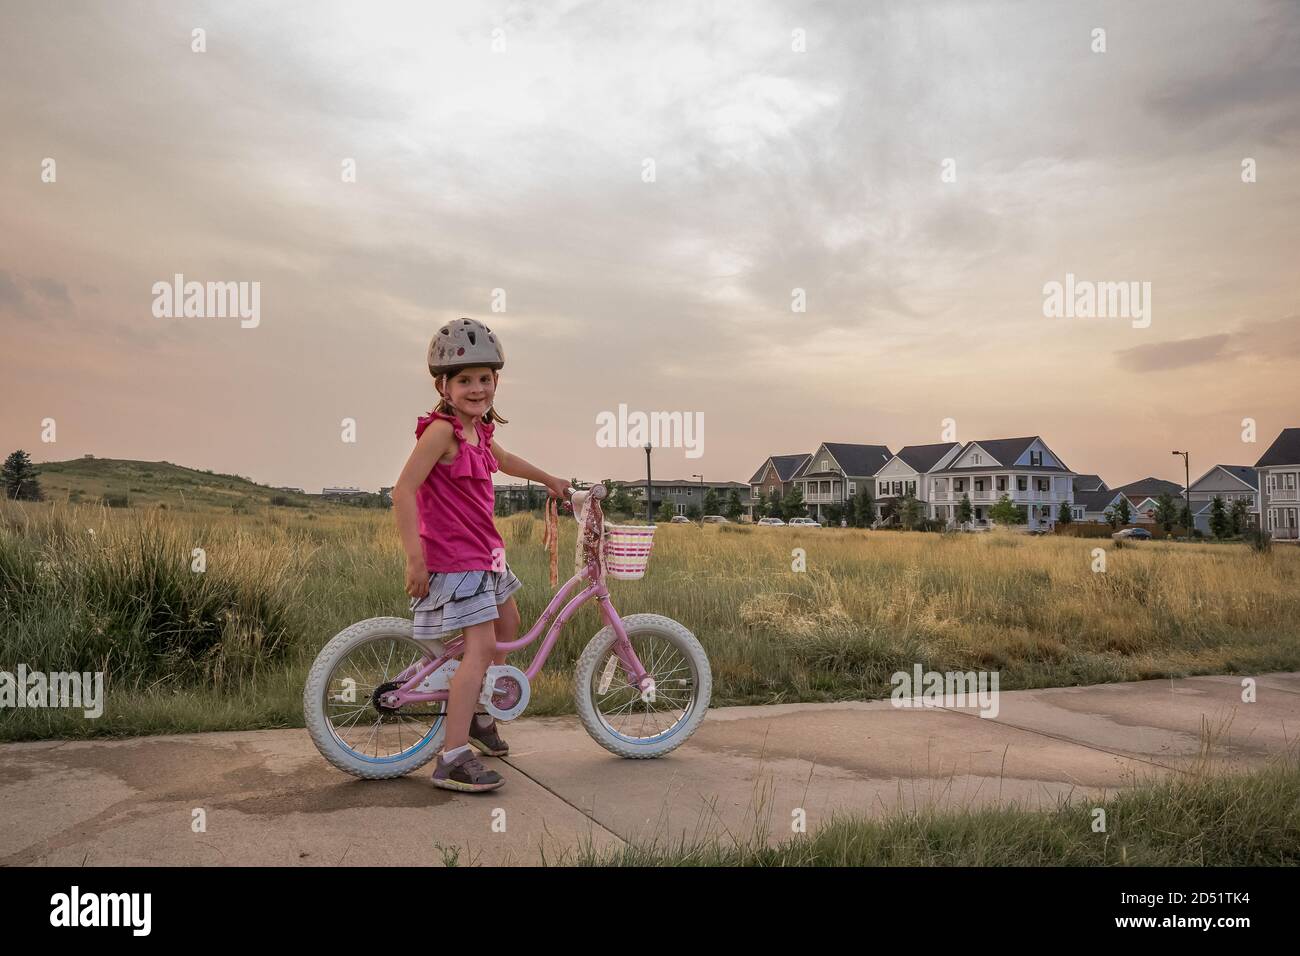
[629,479,750,517]
[1187,465,1259,534]
[1256,427,1300,540]
[792,442,893,522]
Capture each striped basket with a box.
[604,524,656,580]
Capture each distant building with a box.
[1256,427,1300,540]
[274,486,305,494]
[321,486,368,502]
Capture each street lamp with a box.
[644,444,653,524]
[692,473,703,525]
[1172,450,1190,536]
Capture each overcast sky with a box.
[2,0,1297,493]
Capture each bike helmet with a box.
[428,317,505,375]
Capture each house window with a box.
[906,481,915,496]
[972,454,982,464]
[975,480,984,491]
[1017,477,1027,492]
[1030,451,1043,466]
[996,477,1006,492]
[1286,474,1297,490]
[848,481,856,496]
[820,459,829,472]
[955,480,965,492]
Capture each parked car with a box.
[669,515,691,524]
[1112,527,1152,540]
[756,517,786,526]
[788,517,822,527]
[702,515,730,524]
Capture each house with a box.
[1186,466,1259,534]
[1110,477,1186,525]
[791,442,893,522]
[629,479,750,517]
[747,453,811,519]
[494,482,541,512]
[1072,474,1109,493]
[1255,427,1300,540]
[1074,488,1127,523]
[873,442,962,525]
[927,436,1076,530]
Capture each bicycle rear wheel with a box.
[303,617,448,779]
[573,614,711,758]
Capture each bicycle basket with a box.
[603,524,655,580]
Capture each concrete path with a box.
[1,673,1296,866]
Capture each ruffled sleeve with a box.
[416,410,497,479]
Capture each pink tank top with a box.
[414,409,505,572]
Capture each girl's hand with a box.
[544,476,570,499]
[406,558,430,599]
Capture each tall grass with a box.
[2,501,1298,740]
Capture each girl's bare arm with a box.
[492,440,567,496]
[393,421,453,591]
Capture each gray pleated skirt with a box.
[410,564,523,639]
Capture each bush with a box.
[101,494,130,508]
[1247,528,1272,553]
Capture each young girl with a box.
[392,317,568,793]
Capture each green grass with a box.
[548,755,1300,866]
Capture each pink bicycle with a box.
[303,484,712,779]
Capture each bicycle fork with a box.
[595,592,656,702]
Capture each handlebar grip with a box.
[566,484,607,500]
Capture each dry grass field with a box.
[2,498,1298,741]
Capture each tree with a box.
[724,488,743,521]
[899,491,923,530]
[957,493,973,527]
[989,494,1021,526]
[764,488,782,519]
[780,484,805,521]
[703,487,720,516]
[1209,495,1229,539]
[608,481,636,517]
[1103,507,1119,530]
[685,503,701,521]
[854,488,875,528]
[2,450,41,501]
[1115,496,1132,525]
[1154,492,1179,534]
[1229,498,1251,536]
[826,503,843,526]
[1057,501,1073,525]
[655,497,675,523]
[1178,503,1192,536]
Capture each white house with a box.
[872,442,962,525]
[1256,428,1300,540]
[927,436,1076,530]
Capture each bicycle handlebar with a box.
[565,483,607,500]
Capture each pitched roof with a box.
[1255,428,1300,468]
[894,442,961,474]
[758,453,811,483]
[798,443,893,477]
[1190,464,1258,491]
[936,437,1071,473]
[1113,477,1185,497]
[1073,474,1107,493]
[1076,489,1124,512]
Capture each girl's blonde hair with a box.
[431,366,509,425]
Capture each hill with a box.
[25,456,375,514]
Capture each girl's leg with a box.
[491,596,520,667]
[441,620,496,751]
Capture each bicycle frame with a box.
[379,560,650,709]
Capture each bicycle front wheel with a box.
[573,614,712,758]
